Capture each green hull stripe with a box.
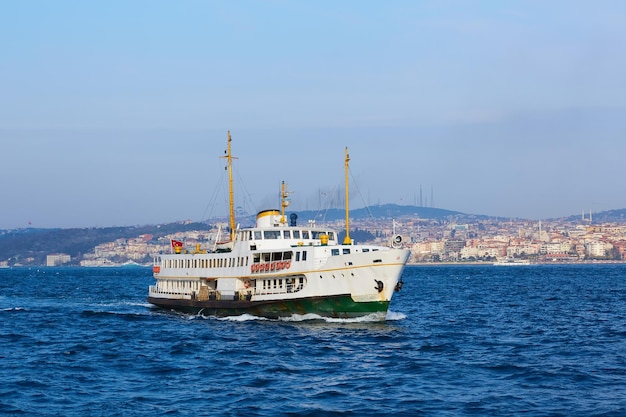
[147,294,389,319]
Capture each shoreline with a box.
[408,260,626,266]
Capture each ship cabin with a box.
[235,209,340,251]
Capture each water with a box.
[1,265,625,416]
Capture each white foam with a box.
[217,313,269,322]
[385,310,407,321]
[2,307,25,312]
[280,311,390,323]
[279,313,326,322]
[185,311,405,323]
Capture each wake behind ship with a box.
[147,132,410,319]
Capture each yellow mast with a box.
[221,131,237,241]
[280,181,290,224]
[343,147,351,245]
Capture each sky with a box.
[2,1,626,229]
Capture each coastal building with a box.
[585,241,607,258]
[46,253,71,266]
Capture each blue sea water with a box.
[1,265,625,416]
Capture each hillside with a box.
[0,204,463,266]
[0,222,212,266]
[289,204,468,222]
[230,204,472,226]
[3,204,625,267]
[564,208,626,223]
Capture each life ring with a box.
[285,261,291,269]
[244,280,251,289]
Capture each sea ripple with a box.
[0,265,625,416]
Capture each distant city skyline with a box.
[2,1,626,229]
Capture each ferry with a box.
[147,132,410,319]
[493,258,531,266]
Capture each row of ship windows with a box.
[161,247,379,269]
[330,247,378,256]
[162,250,310,269]
[239,230,335,241]
[156,278,305,292]
[164,257,249,269]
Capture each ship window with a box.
[302,251,307,261]
[332,249,339,256]
[302,231,310,239]
[363,248,369,253]
[343,248,351,255]
[272,252,283,261]
[264,230,280,239]
[328,232,335,240]
[254,231,262,240]
[283,251,292,260]
[311,231,321,239]
[293,230,301,239]
[263,253,271,262]
[253,254,260,263]
[295,252,300,262]
[283,230,291,239]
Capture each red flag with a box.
[171,239,183,248]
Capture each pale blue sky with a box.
[2,1,625,228]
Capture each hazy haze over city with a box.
[2,1,625,229]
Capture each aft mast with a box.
[343,147,352,245]
[221,131,237,241]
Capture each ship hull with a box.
[147,294,390,319]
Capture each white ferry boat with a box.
[493,258,531,266]
[147,132,410,319]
